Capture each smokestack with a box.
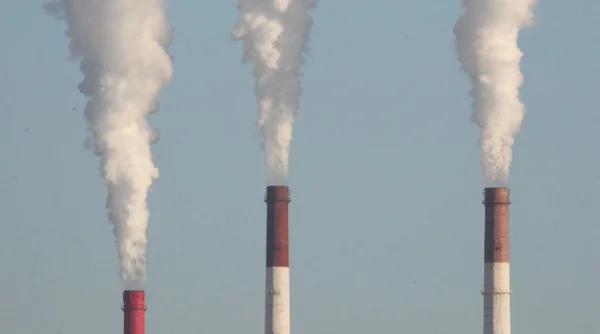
[122,290,146,334]
[264,185,291,334]
[482,187,511,334]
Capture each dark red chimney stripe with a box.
[483,187,510,263]
[123,290,146,334]
[265,186,290,268]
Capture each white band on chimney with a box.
[265,267,290,334]
[483,262,511,334]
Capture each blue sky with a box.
[0,0,599,333]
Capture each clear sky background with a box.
[0,0,599,333]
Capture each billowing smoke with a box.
[454,0,537,186]
[232,0,317,185]
[44,0,173,289]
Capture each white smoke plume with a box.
[44,0,173,289]
[232,0,317,185]
[454,0,537,186]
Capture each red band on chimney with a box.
[483,187,510,263]
[123,290,146,334]
[265,185,290,268]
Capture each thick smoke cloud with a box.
[232,0,317,185]
[45,0,173,289]
[454,0,537,186]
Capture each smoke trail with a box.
[232,0,317,185]
[454,0,537,186]
[44,0,173,289]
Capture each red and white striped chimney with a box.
[482,187,511,334]
[264,185,291,334]
[122,290,146,334]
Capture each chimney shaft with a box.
[264,185,291,334]
[482,187,511,334]
[123,290,146,334]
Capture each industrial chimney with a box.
[123,290,146,334]
[482,187,511,334]
[264,185,291,334]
